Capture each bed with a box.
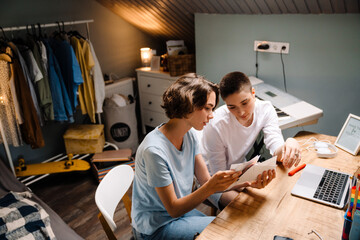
[0,158,83,240]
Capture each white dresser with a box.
[136,68,178,134]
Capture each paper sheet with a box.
[230,155,260,172]
[226,156,277,191]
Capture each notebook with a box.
[291,164,351,209]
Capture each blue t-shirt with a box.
[131,126,199,235]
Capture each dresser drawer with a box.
[139,76,173,95]
[136,68,176,134]
[140,93,163,112]
[142,109,169,127]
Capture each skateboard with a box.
[15,154,90,177]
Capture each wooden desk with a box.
[198,131,360,240]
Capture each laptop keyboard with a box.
[313,170,348,205]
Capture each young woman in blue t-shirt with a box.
[131,73,245,239]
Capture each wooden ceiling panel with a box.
[166,0,194,26]
[283,0,300,13]
[275,0,289,13]
[216,0,238,14]
[193,0,216,13]
[213,0,232,13]
[345,0,360,13]
[244,0,263,14]
[293,0,310,14]
[306,0,322,13]
[97,0,359,49]
[225,0,246,14]
[265,0,283,14]
[202,0,225,14]
[234,0,254,14]
[255,0,273,14]
[318,0,334,13]
[331,0,346,13]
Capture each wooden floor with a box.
[29,169,213,240]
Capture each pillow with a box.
[0,191,56,240]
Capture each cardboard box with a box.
[63,124,105,154]
[91,149,134,182]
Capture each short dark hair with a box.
[219,72,252,100]
[162,73,219,119]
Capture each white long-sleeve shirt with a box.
[201,99,284,175]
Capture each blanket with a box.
[0,191,56,240]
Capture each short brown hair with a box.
[162,73,219,119]
[220,72,252,100]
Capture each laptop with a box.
[291,164,351,209]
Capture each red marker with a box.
[288,163,306,176]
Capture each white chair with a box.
[95,165,134,240]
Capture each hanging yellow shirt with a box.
[70,37,96,123]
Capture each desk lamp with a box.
[140,47,152,67]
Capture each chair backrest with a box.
[95,165,134,234]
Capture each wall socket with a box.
[254,40,290,54]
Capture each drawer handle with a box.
[147,84,151,88]
[150,118,153,122]
[148,101,152,105]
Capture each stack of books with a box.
[91,149,134,182]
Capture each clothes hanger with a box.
[60,21,69,40]
[0,51,13,63]
[37,23,43,39]
[38,22,48,39]
[12,25,30,50]
[51,21,61,38]
[0,26,15,64]
[31,24,37,38]
[0,28,14,63]
[67,21,86,40]
[67,30,86,40]
[26,24,32,37]
[52,21,67,40]
[0,26,9,43]
[61,21,66,33]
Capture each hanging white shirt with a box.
[201,99,284,175]
[37,41,48,77]
[88,40,105,113]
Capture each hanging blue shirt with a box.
[50,38,83,110]
[42,39,73,122]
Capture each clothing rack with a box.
[0,19,94,177]
[2,19,94,36]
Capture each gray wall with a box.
[0,0,163,165]
[195,13,360,139]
